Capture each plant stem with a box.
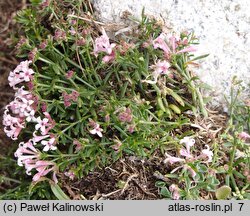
[174,63,207,117]
[0,176,21,184]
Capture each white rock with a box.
[92,0,250,106]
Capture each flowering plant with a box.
[6,1,248,200]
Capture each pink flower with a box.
[34,113,55,135]
[32,160,58,183]
[41,0,50,8]
[154,60,170,75]
[14,141,40,167]
[200,145,213,162]
[93,28,116,57]
[41,136,57,151]
[8,60,34,89]
[7,94,36,122]
[65,70,74,79]
[164,153,185,165]
[32,132,50,144]
[238,132,250,141]
[70,20,77,25]
[62,91,79,107]
[76,38,86,46]
[70,90,80,102]
[23,158,38,175]
[180,137,195,155]
[43,112,56,132]
[3,112,25,140]
[153,33,171,54]
[127,125,135,133]
[62,91,72,107]
[69,27,76,35]
[35,117,49,135]
[41,102,47,112]
[176,46,197,54]
[102,50,116,63]
[14,86,30,98]
[169,184,180,200]
[73,139,82,152]
[54,29,66,40]
[15,37,27,50]
[118,107,133,123]
[28,48,38,61]
[169,35,179,53]
[111,140,122,152]
[143,60,171,84]
[179,148,193,159]
[39,40,48,50]
[89,121,103,138]
[64,171,75,180]
[184,164,197,178]
[105,114,110,122]
[152,32,197,56]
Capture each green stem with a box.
[53,47,83,70]
[85,45,102,85]
[228,135,238,191]
[229,138,237,169]
[37,83,75,92]
[0,176,21,184]
[174,63,207,117]
[46,154,79,158]
[60,119,82,133]
[75,76,96,90]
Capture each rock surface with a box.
[92,0,250,106]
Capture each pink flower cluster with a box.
[8,60,34,89]
[14,141,58,183]
[117,107,135,134]
[3,61,36,140]
[144,60,171,84]
[93,28,116,63]
[238,131,250,142]
[64,170,75,180]
[3,87,36,140]
[118,107,133,123]
[89,119,103,138]
[164,137,213,179]
[169,184,180,200]
[65,70,74,79]
[153,32,196,58]
[3,60,58,182]
[62,90,80,107]
[144,32,196,84]
[54,29,66,41]
[28,48,38,61]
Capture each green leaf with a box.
[169,104,181,114]
[233,170,245,179]
[215,185,231,200]
[160,187,171,198]
[30,0,43,6]
[164,173,178,178]
[155,181,166,187]
[190,54,209,61]
[50,184,70,200]
[167,90,185,106]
